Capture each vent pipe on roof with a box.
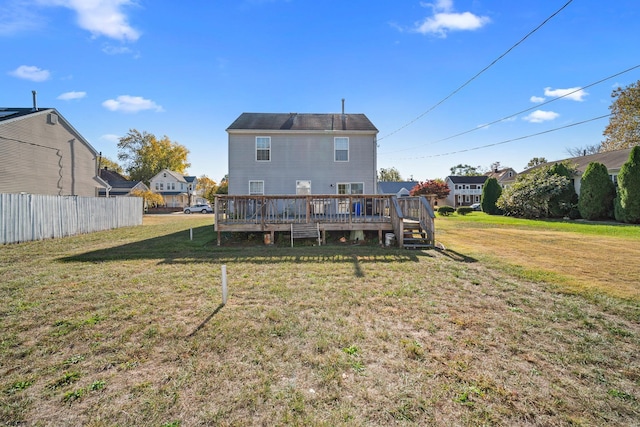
[341,98,345,115]
[32,90,38,111]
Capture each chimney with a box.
[341,98,345,115]
[32,90,38,111]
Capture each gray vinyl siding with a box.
[0,110,100,196]
[228,132,377,195]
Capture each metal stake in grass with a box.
[221,265,228,305]
[190,228,193,240]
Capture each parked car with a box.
[184,204,212,214]
[470,203,481,211]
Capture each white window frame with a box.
[334,137,349,162]
[336,182,364,195]
[249,180,264,195]
[256,137,271,162]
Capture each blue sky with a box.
[3,0,639,183]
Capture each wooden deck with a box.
[214,194,435,248]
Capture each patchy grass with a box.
[1,214,639,426]
[436,212,640,301]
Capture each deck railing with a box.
[213,194,435,248]
[215,194,394,226]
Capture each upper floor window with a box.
[256,137,271,161]
[334,137,349,162]
[249,180,264,195]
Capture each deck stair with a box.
[291,222,321,247]
[401,220,433,249]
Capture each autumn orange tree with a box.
[117,129,190,185]
[601,80,640,151]
[196,175,218,203]
[409,179,450,199]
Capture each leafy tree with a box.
[525,157,548,169]
[614,145,640,223]
[565,144,600,157]
[449,164,482,176]
[98,156,125,175]
[410,179,450,199]
[497,166,572,218]
[216,175,229,194]
[130,189,164,209]
[378,167,403,182]
[117,129,190,185]
[197,175,218,203]
[578,162,616,220]
[548,162,579,217]
[601,80,640,152]
[481,177,502,214]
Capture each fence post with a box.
[221,265,228,305]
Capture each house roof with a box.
[447,175,488,184]
[0,108,40,122]
[150,169,189,183]
[378,181,419,194]
[527,148,633,175]
[99,168,130,185]
[227,113,378,132]
[485,168,517,183]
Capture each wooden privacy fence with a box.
[0,193,143,244]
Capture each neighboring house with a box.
[226,112,378,196]
[149,169,198,208]
[0,106,107,196]
[485,167,517,188]
[444,176,487,208]
[526,148,633,194]
[377,181,419,197]
[98,167,149,197]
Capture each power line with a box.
[397,114,610,160]
[381,64,640,154]
[379,0,574,142]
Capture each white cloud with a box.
[37,0,140,41]
[8,65,51,82]
[530,96,545,103]
[102,95,164,113]
[544,87,587,101]
[57,91,86,100]
[523,110,559,123]
[102,44,133,55]
[0,1,44,35]
[414,1,490,37]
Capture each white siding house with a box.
[149,169,198,208]
[445,176,487,208]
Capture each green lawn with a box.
[1,214,638,426]
[435,212,640,301]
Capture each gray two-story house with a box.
[226,112,378,196]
